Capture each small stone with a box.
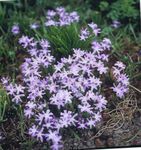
[95,138,104,148]
[87,141,95,148]
[16,75,22,82]
[107,137,114,147]
[102,111,111,121]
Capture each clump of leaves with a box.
[108,0,138,20]
[0,85,9,122]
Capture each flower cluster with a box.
[45,7,79,26]
[111,61,129,98]
[79,22,101,40]
[4,18,129,150]
[11,7,79,34]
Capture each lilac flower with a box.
[114,61,126,70]
[112,67,121,76]
[45,20,57,26]
[78,103,93,114]
[96,61,108,74]
[44,121,53,129]
[56,7,65,13]
[12,93,24,104]
[36,128,44,142]
[69,11,79,22]
[117,74,129,86]
[50,90,72,109]
[51,142,63,150]
[85,90,95,100]
[25,101,36,109]
[99,54,109,62]
[28,48,38,56]
[88,76,102,89]
[6,83,16,95]
[15,84,25,94]
[54,63,64,72]
[29,125,38,137]
[24,108,34,118]
[30,42,38,48]
[47,10,56,18]
[73,48,85,59]
[77,119,87,129]
[40,39,50,49]
[91,41,103,54]
[36,113,45,125]
[97,63,108,74]
[111,83,127,98]
[42,110,54,123]
[94,112,102,122]
[19,35,33,48]
[88,22,101,36]
[1,77,10,85]
[69,64,80,75]
[79,28,90,41]
[87,117,96,129]
[111,20,121,28]
[59,110,77,127]
[11,24,20,35]
[30,23,39,29]
[101,38,111,50]
[37,102,46,110]
[46,130,61,143]
[47,81,58,93]
[95,95,107,112]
